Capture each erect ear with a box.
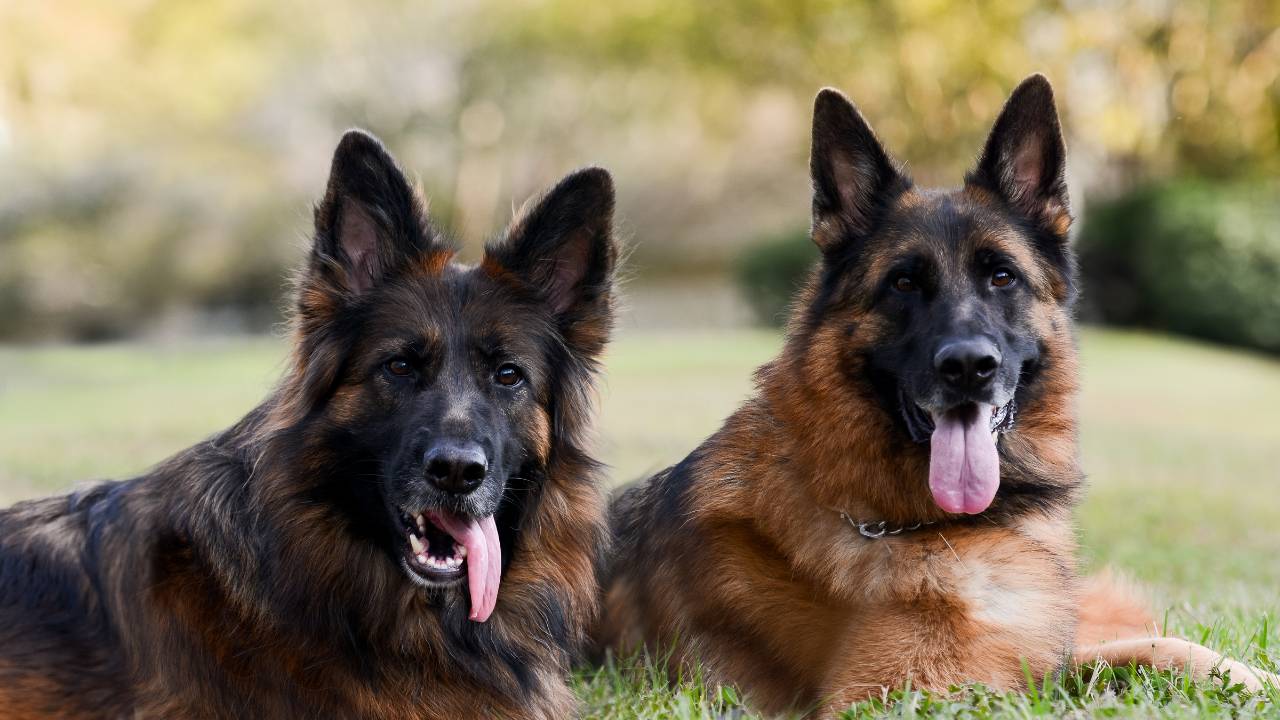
[483,167,616,353]
[308,129,437,298]
[966,74,1071,239]
[809,88,908,254]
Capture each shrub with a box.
[1077,180,1280,353]
[733,227,818,326]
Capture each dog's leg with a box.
[1074,637,1279,692]
[816,527,1080,716]
[817,600,1066,716]
[1074,570,1277,692]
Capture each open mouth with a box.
[899,390,1017,443]
[399,510,468,583]
[395,508,502,622]
[898,393,1018,516]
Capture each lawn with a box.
[1,327,1278,717]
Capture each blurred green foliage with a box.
[1,1,1278,340]
[732,228,816,326]
[1078,181,1280,353]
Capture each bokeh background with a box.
[1,2,1279,703]
[3,0,1279,343]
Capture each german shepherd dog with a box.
[0,131,617,718]
[596,75,1276,715]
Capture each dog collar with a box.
[845,398,1016,539]
[836,511,937,539]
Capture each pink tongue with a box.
[928,404,1000,514]
[426,512,502,623]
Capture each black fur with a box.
[0,130,617,719]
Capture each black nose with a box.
[934,338,1002,392]
[424,442,487,495]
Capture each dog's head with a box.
[799,75,1076,516]
[275,131,614,622]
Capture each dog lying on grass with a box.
[0,130,617,719]
[595,74,1277,716]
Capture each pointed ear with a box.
[483,167,616,352]
[309,129,437,297]
[966,74,1071,239]
[810,88,908,254]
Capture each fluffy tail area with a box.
[1073,570,1278,692]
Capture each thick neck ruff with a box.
[835,398,1018,539]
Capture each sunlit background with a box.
[3,0,1279,341]
[1,0,1279,675]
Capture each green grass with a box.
[578,655,1280,719]
[2,327,1278,717]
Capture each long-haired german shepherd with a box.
[0,131,616,718]
[596,75,1277,715]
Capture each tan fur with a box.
[414,249,456,276]
[598,194,1274,714]
[1074,573,1279,692]
[597,266,1085,715]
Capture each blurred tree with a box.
[1077,180,1280,353]
[0,0,1277,339]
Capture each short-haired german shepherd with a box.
[596,75,1276,715]
[0,131,616,718]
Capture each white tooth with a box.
[456,544,467,558]
[409,534,425,554]
[416,514,426,531]
[416,553,429,564]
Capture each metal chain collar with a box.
[837,511,937,539]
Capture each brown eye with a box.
[991,268,1016,288]
[893,274,918,293]
[385,358,413,377]
[495,364,523,387]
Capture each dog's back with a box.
[0,483,135,717]
[0,434,271,717]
